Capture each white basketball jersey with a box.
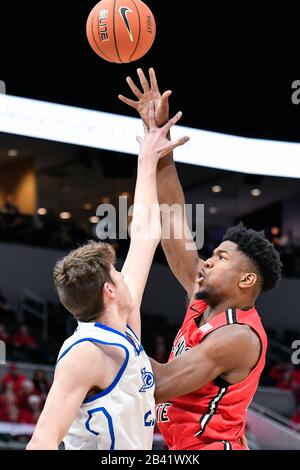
[57,321,155,450]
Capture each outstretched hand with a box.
[118,68,171,127]
[136,101,190,162]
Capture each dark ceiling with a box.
[0,1,299,142]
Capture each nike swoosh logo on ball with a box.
[119,6,134,42]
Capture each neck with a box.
[95,304,127,335]
[203,298,255,322]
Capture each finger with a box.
[163,111,183,133]
[160,90,172,115]
[149,68,160,93]
[161,90,172,104]
[137,68,150,93]
[118,94,139,109]
[126,76,142,98]
[147,101,156,128]
[170,136,190,151]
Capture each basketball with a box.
[86,0,156,63]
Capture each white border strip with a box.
[0,94,300,178]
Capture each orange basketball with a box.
[86,0,156,63]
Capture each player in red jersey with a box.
[119,69,282,450]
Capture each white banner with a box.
[0,94,300,178]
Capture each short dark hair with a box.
[223,222,282,293]
[53,241,115,322]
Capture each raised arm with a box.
[157,149,200,299]
[119,68,200,299]
[122,102,190,338]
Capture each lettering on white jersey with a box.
[139,367,155,392]
[144,409,155,427]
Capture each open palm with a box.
[119,68,171,128]
[136,101,189,162]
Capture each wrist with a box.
[138,152,159,167]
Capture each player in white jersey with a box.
[56,322,155,450]
[26,102,189,450]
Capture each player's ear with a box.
[239,272,257,289]
[103,282,115,299]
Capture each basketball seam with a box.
[130,0,141,61]
[90,9,112,62]
[113,0,123,63]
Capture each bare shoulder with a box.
[202,323,261,370]
[205,323,261,351]
[214,322,259,342]
[56,340,127,386]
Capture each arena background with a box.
[0,1,300,450]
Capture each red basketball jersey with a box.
[157,300,267,450]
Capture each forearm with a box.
[26,416,62,451]
[157,151,190,243]
[152,356,204,404]
[151,357,198,404]
[157,148,199,295]
[131,156,161,240]
[150,356,164,375]
[27,439,58,450]
[157,152,185,206]
[157,149,189,243]
[157,130,185,208]
[122,154,160,313]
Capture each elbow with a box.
[154,363,196,404]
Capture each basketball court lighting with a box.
[1,94,300,178]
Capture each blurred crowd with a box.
[0,364,51,425]
[267,361,300,430]
[0,289,43,364]
[0,198,300,277]
[0,198,88,249]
